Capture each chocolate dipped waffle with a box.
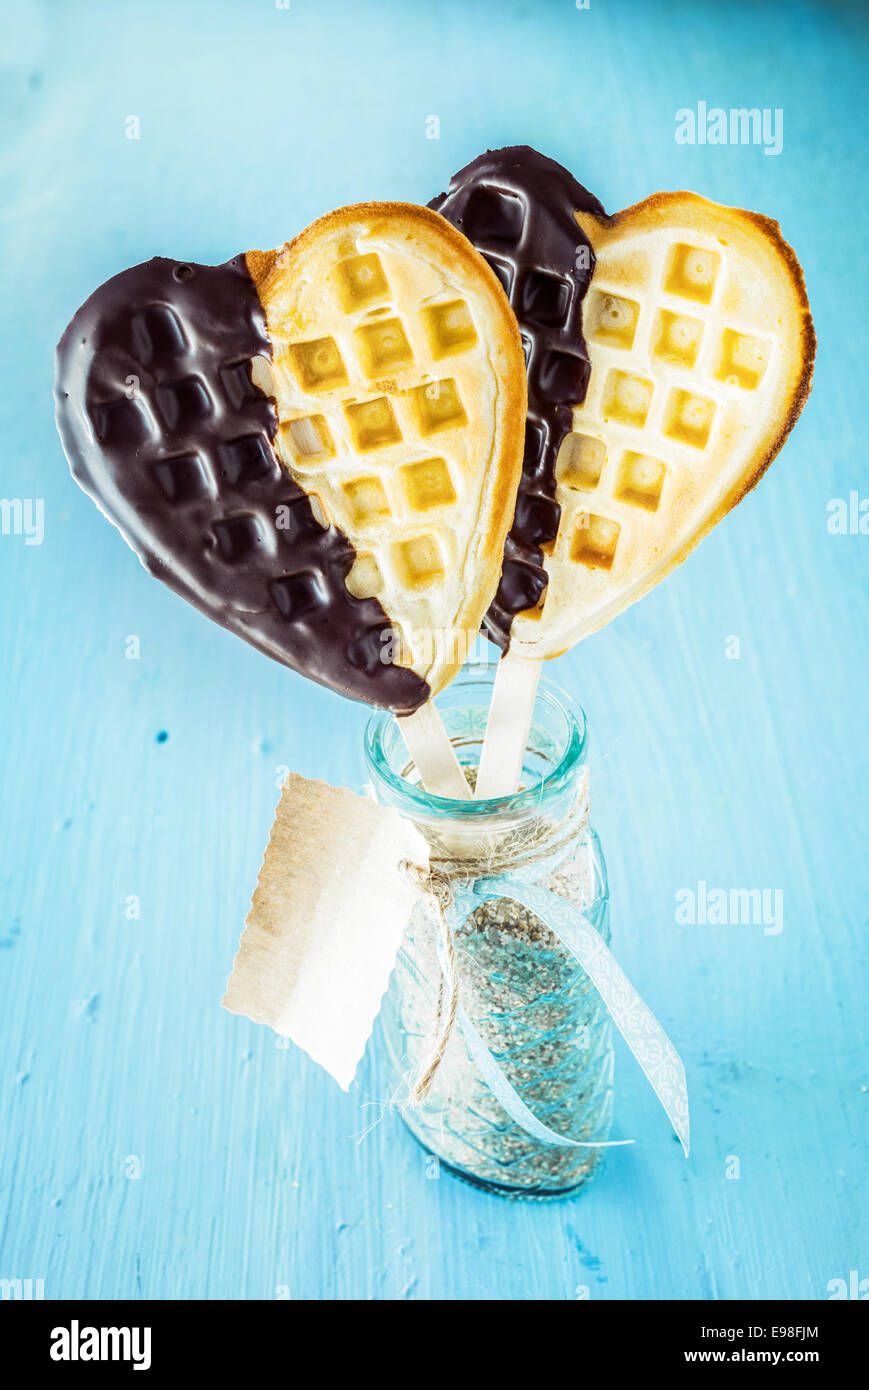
[433,150,814,661]
[55,203,526,711]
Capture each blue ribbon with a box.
[441,875,689,1157]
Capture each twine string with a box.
[398,774,590,1102]
[398,866,459,1102]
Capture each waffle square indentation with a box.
[463,186,525,246]
[213,514,263,562]
[392,534,445,588]
[275,495,328,542]
[665,244,721,304]
[344,552,383,600]
[410,379,466,435]
[156,376,213,430]
[663,388,716,449]
[151,453,211,502]
[536,350,589,406]
[217,433,276,485]
[338,253,389,310]
[424,300,478,359]
[652,309,704,368]
[615,451,667,511]
[342,476,391,525]
[288,338,348,391]
[587,290,640,349]
[344,397,402,451]
[556,433,606,490]
[570,514,621,570]
[346,625,393,673]
[401,457,456,512]
[498,559,547,613]
[280,415,334,464]
[520,270,573,328]
[715,328,771,390]
[514,492,560,548]
[270,571,324,621]
[355,318,413,375]
[89,397,153,449]
[523,420,547,477]
[483,255,514,297]
[220,359,261,409]
[130,304,187,364]
[601,369,653,428]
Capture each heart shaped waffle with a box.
[504,192,815,659]
[55,203,525,711]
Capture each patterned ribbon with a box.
[446,876,690,1158]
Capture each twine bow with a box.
[398,786,690,1157]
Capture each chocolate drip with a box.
[430,146,604,648]
[54,256,429,712]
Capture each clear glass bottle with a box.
[364,667,613,1200]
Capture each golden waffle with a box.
[507,192,815,659]
[247,202,526,695]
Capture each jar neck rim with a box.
[364,667,588,822]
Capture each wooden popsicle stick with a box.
[474,653,542,799]
[397,701,471,801]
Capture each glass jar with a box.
[364,667,614,1200]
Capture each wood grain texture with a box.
[1,0,866,1301]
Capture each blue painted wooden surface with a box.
[1,0,866,1301]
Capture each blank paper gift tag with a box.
[222,773,429,1088]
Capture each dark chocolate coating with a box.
[430,146,605,648]
[54,256,429,712]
